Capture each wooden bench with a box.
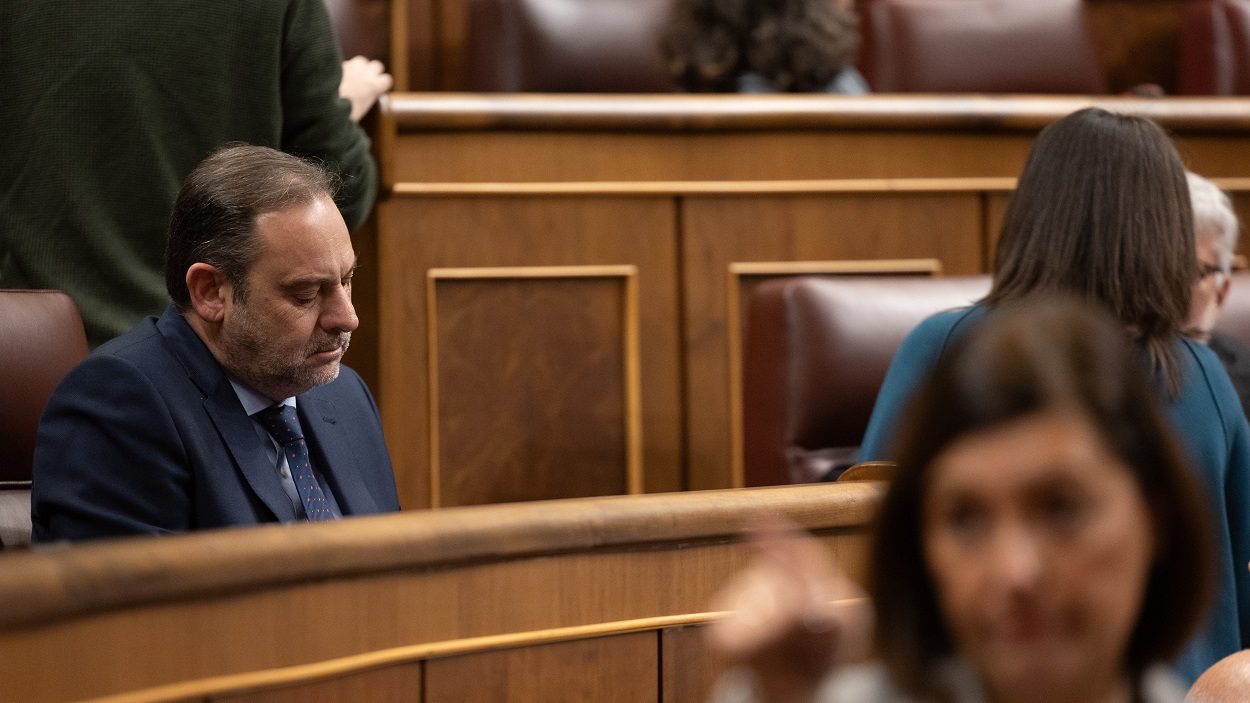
[0,483,881,702]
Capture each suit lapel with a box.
[156,307,296,522]
[300,395,378,516]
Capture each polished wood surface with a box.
[378,196,680,509]
[368,95,1250,502]
[662,624,730,703]
[426,632,658,703]
[427,266,642,507]
[379,95,1250,185]
[0,483,881,702]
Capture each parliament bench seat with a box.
[742,273,1250,487]
[0,289,89,548]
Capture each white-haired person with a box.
[1186,172,1250,417]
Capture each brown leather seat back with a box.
[0,290,89,484]
[861,0,1107,94]
[1214,272,1250,344]
[323,0,390,62]
[742,275,991,486]
[464,0,675,92]
[1180,0,1250,95]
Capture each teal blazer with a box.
[860,305,1250,685]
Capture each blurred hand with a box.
[339,55,393,122]
[708,516,873,703]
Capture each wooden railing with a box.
[0,483,882,702]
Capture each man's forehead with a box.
[248,197,354,273]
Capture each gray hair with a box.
[1187,171,1240,272]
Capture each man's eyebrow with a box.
[281,260,358,291]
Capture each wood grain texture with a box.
[681,193,986,490]
[426,632,658,703]
[385,129,1038,184]
[379,96,1250,187]
[385,94,1250,132]
[341,212,379,396]
[662,625,731,703]
[428,272,635,506]
[211,663,422,703]
[0,484,880,702]
[378,196,681,509]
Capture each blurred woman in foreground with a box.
[857,108,1250,682]
[713,299,1215,703]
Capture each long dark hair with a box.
[869,298,1214,701]
[985,108,1195,396]
[661,0,859,92]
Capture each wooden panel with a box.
[662,625,730,703]
[681,193,987,490]
[386,130,1037,184]
[0,484,881,702]
[428,268,641,507]
[985,192,1013,267]
[381,95,1250,185]
[342,212,380,396]
[377,196,680,509]
[212,662,422,703]
[426,632,657,703]
[396,0,436,90]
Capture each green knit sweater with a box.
[0,0,377,347]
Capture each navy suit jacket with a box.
[31,306,400,541]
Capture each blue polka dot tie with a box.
[257,404,333,521]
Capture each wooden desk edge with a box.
[0,483,883,631]
[383,93,1250,132]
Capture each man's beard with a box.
[219,305,351,401]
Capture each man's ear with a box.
[185,263,230,323]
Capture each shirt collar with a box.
[228,377,296,417]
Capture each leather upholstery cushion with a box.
[863,0,1107,93]
[464,0,674,92]
[742,275,991,487]
[1180,0,1250,95]
[0,290,89,483]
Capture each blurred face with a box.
[922,412,1155,703]
[1188,227,1230,342]
[219,196,359,401]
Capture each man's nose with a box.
[322,284,359,333]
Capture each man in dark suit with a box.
[31,146,400,541]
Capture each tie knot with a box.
[257,404,304,444]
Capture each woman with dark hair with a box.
[712,299,1215,703]
[660,0,867,94]
[857,108,1250,684]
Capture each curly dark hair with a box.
[661,0,860,92]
